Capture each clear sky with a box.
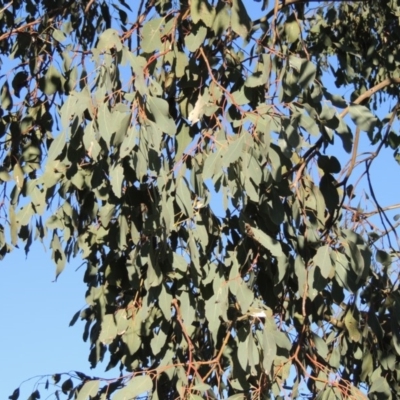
[1,2,400,399]
[0,243,118,398]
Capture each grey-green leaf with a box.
[113,376,152,400]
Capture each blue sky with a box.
[2,2,400,399]
[0,245,110,398]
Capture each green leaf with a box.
[329,345,340,369]
[9,206,18,246]
[0,168,11,182]
[360,350,373,381]
[298,111,319,136]
[262,329,276,373]
[333,250,358,293]
[223,131,248,167]
[312,332,328,359]
[13,162,24,190]
[52,29,66,42]
[113,376,152,400]
[176,176,193,218]
[121,328,141,355]
[141,19,163,53]
[191,0,214,27]
[111,110,130,147]
[180,290,195,327]
[376,249,391,267]
[205,288,228,341]
[212,4,230,35]
[247,331,259,370]
[97,103,115,146]
[285,21,300,43]
[323,89,348,108]
[48,131,66,162]
[229,278,254,314]
[231,0,252,38]
[343,239,368,284]
[16,203,34,226]
[203,149,224,180]
[158,284,172,320]
[185,24,208,52]
[237,326,250,371]
[76,380,100,400]
[344,308,361,343]
[231,84,251,105]
[349,105,378,134]
[175,122,192,162]
[146,96,176,136]
[110,163,124,198]
[369,376,391,398]
[247,224,284,258]
[1,81,13,110]
[289,57,316,90]
[96,28,122,51]
[151,325,168,355]
[99,203,115,228]
[51,232,66,280]
[99,314,118,344]
[313,245,333,279]
[42,64,64,95]
[145,247,163,289]
[115,309,129,334]
[120,127,138,158]
[245,55,269,88]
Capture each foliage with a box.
[3,0,400,398]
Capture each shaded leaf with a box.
[231,0,252,38]
[8,388,19,400]
[313,245,333,279]
[344,309,361,343]
[99,314,118,344]
[1,81,13,110]
[262,329,276,373]
[349,105,378,134]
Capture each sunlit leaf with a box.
[76,380,100,400]
[113,376,152,400]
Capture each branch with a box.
[370,220,400,244]
[202,328,232,382]
[339,77,400,119]
[365,160,399,249]
[171,298,200,384]
[344,203,400,219]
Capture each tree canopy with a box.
[3,0,400,399]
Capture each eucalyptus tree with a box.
[3,0,400,399]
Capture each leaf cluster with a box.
[2,0,400,399]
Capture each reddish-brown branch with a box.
[171,298,195,379]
